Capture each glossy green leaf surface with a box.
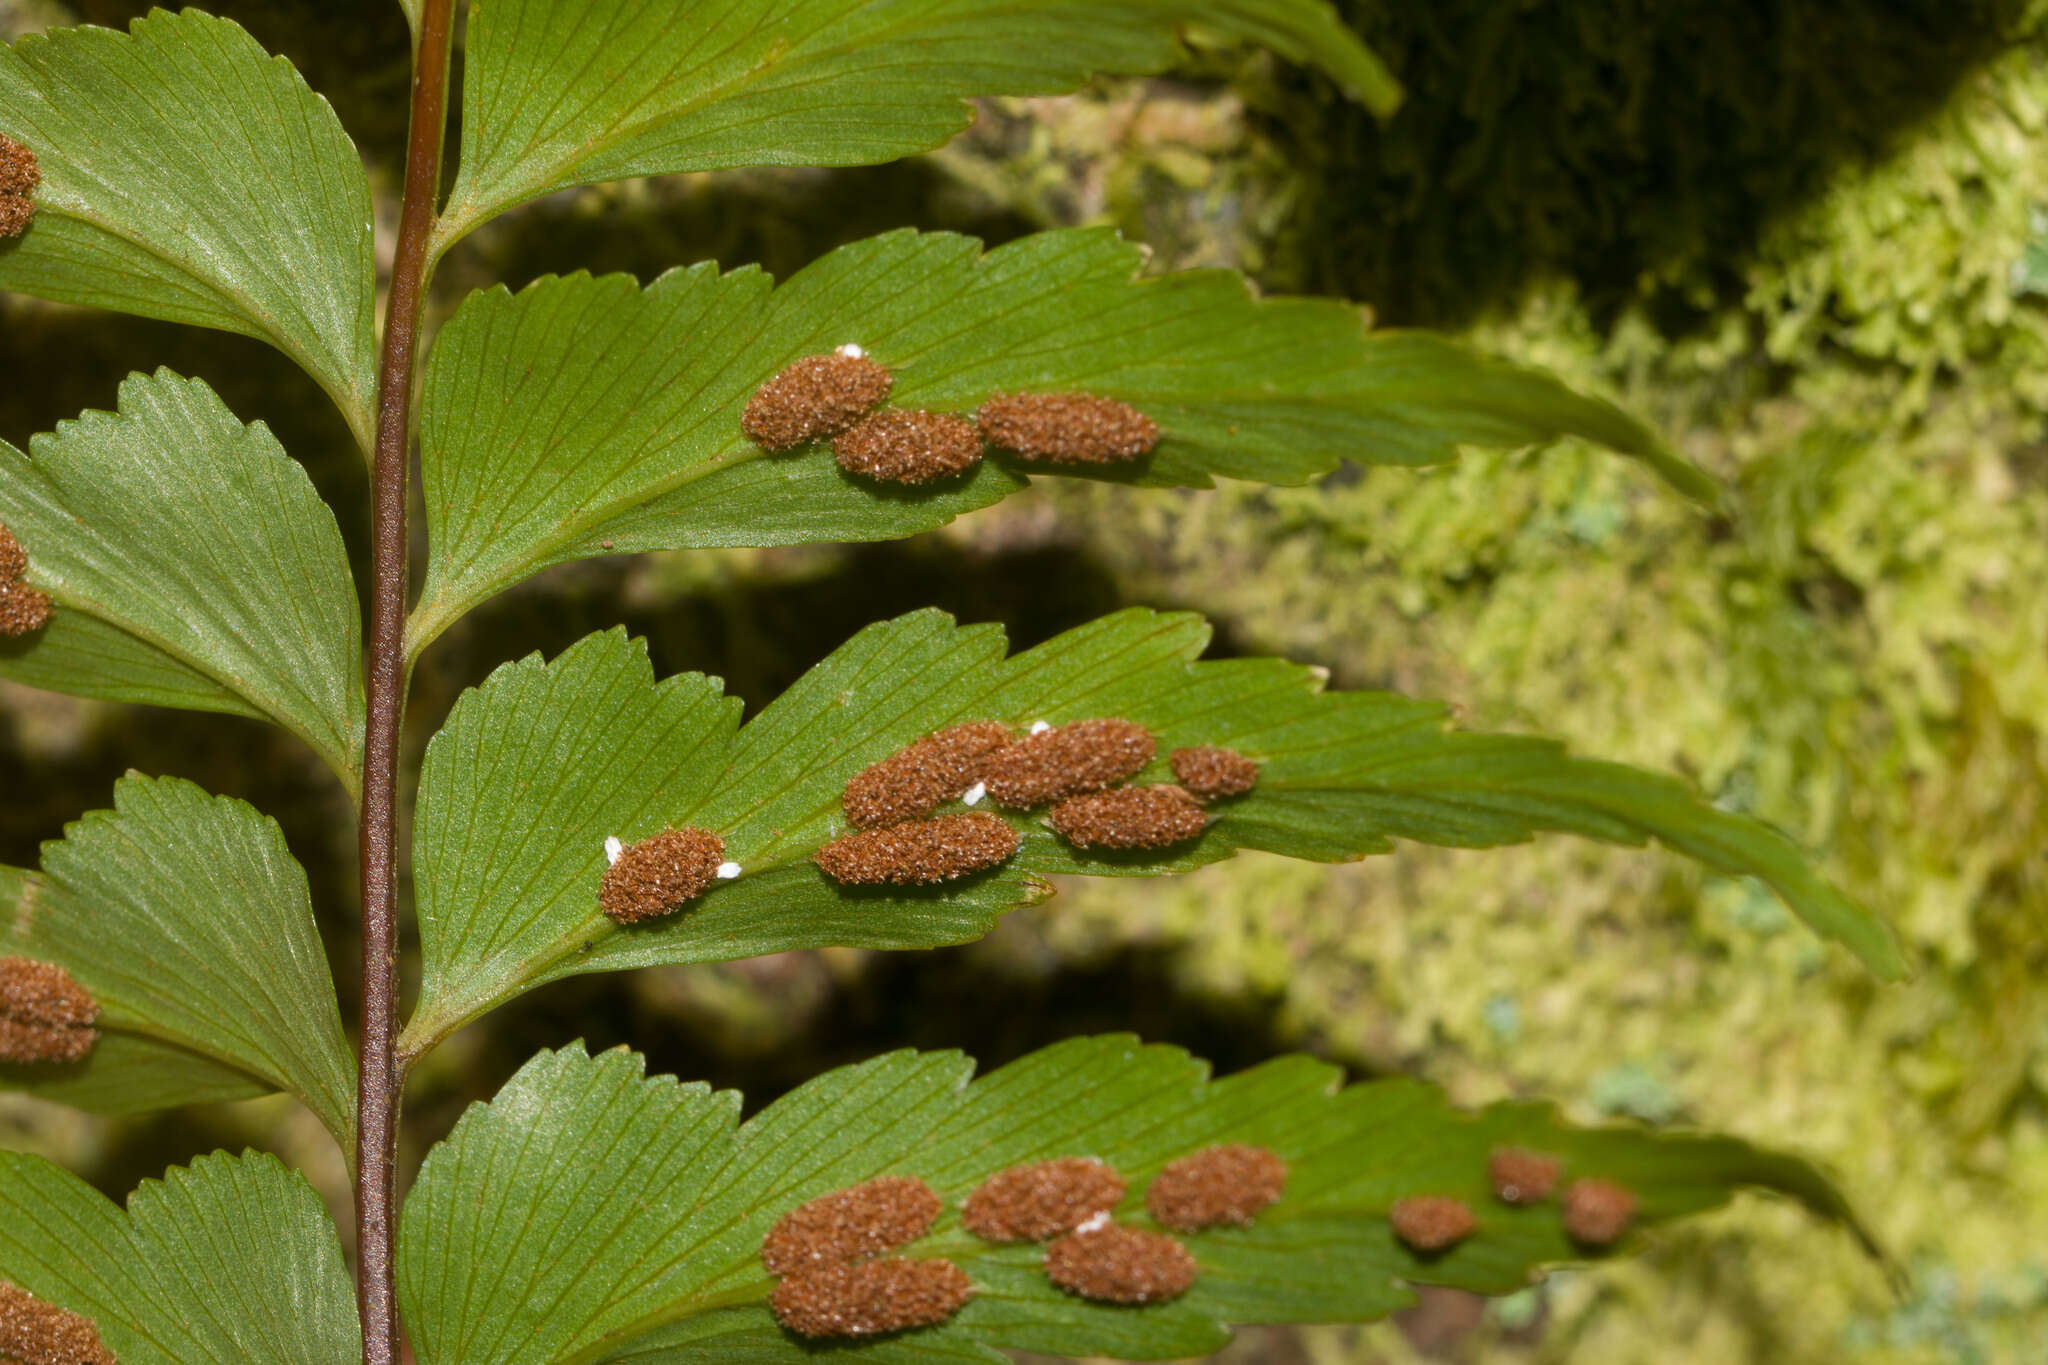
[401,610,1899,1056]
[0,370,365,789]
[0,775,356,1149]
[0,1149,359,1364]
[411,229,1703,654]
[437,1,1397,246]
[0,11,378,447]
[399,1039,1866,1364]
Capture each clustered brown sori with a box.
[962,1156,1126,1243]
[760,1139,1640,1335]
[977,393,1160,465]
[0,956,98,1065]
[741,351,894,451]
[598,827,725,924]
[761,1144,1289,1333]
[961,1144,1289,1306]
[842,721,1012,828]
[761,1175,972,1339]
[812,812,1019,886]
[979,719,1157,809]
[817,723,1261,882]
[739,350,1163,486]
[0,523,54,638]
[1145,1144,1288,1231]
[0,133,38,240]
[0,1280,115,1365]
[1383,1146,1639,1257]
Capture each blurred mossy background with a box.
[5,1,2048,1361]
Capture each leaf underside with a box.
[0,370,365,789]
[0,775,356,1149]
[0,10,378,446]
[0,1149,358,1365]
[439,0,1400,246]
[399,1038,1867,1365]
[402,609,1900,1057]
[411,228,1706,651]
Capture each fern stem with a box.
[359,1,455,1359]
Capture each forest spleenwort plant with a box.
[0,2,1904,1362]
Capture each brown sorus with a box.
[1146,1144,1287,1231]
[1561,1178,1637,1246]
[0,524,27,581]
[978,393,1160,464]
[741,351,893,450]
[1389,1195,1478,1253]
[1169,745,1260,799]
[1047,785,1208,851]
[598,827,725,924]
[962,1157,1127,1243]
[0,581,53,637]
[843,721,1013,828]
[0,524,51,637]
[979,718,1156,809]
[0,134,37,239]
[769,1258,973,1338]
[1487,1148,1562,1205]
[0,957,98,1065]
[1043,1224,1197,1304]
[760,1175,943,1276]
[813,812,1018,886]
[0,1280,115,1365]
[833,409,982,485]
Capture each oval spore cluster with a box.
[598,827,726,924]
[815,719,1266,886]
[0,524,53,638]
[0,1281,114,1365]
[753,1135,1641,1338]
[977,392,1160,465]
[741,351,894,451]
[1145,1143,1288,1231]
[0,135,37,239]
[0,956,98,1065]
[961,1156,1126,1244]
